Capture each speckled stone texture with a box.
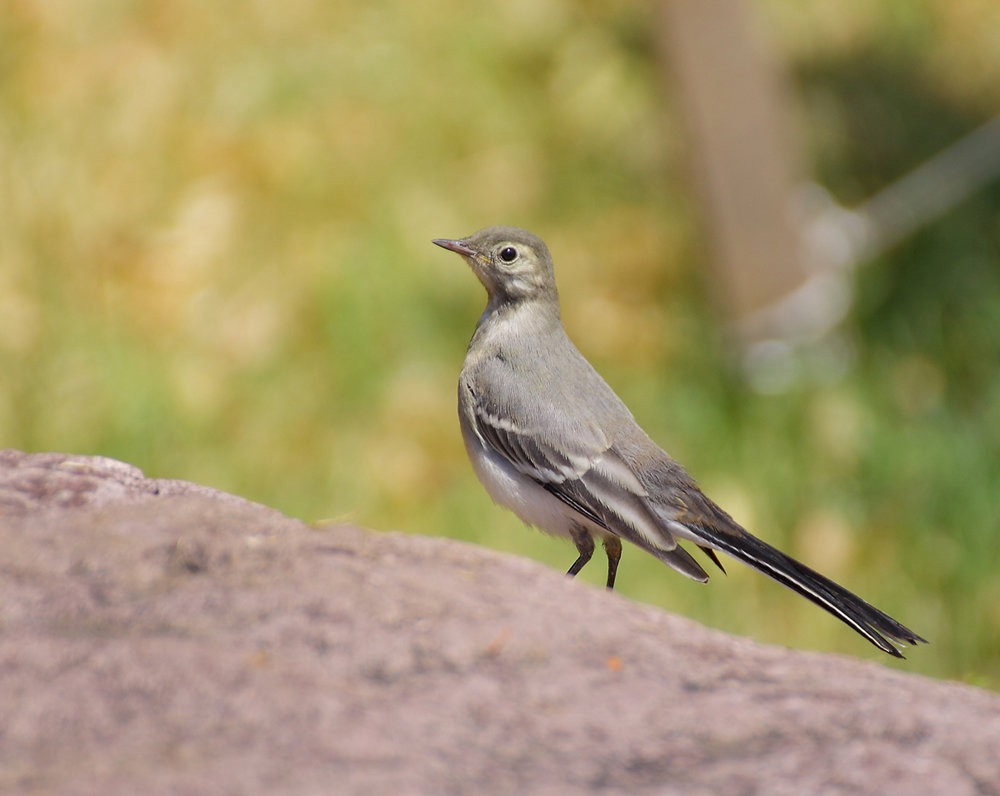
[1,450,998,795]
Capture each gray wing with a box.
[464,368,711,581]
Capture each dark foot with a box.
[566,525,595,578]
[603,536,622,590]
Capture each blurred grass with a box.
[2,0,999,687]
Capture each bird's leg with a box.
[566,525,594,578]
[602,536,622,590]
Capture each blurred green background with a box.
[2,0,998,686]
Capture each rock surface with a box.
[1,449,998,795]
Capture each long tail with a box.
[687,523,927,658]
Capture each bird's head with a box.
[433,226,558,307]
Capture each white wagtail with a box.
[433,225,926,657]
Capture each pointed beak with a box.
[432,238,477,258]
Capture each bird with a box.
[432,225,926,658]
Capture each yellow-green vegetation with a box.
[3,1,998,686]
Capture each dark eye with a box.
[498,246,518,263]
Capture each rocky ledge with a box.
[1,450,997,794]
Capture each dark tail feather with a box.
[694,527,927,658]
[698,545,726,574]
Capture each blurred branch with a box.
[660,0,1000,390]
[804,114,1000,268]
[659,0,808,329]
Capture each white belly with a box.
[462,427,604,540]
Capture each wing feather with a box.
[469,393,710,582]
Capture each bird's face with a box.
[433,226,558,305]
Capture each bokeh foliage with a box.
[2,0,998,686]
